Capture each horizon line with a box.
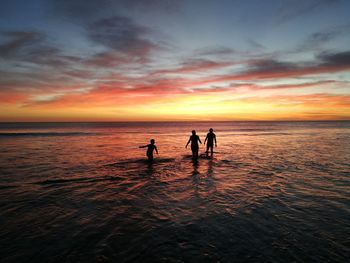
[1,119,349,123]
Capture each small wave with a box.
[0,132,97,137]
[182,154,195,160]
[0,184,18,189]
[247,132,291,136]
[249,170,275,176]
[235,128,276,132]
[34,176,123,185]
[221,132,291,136]
[106,158,176,167]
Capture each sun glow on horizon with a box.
[1,87,349,122]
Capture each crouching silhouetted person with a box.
[186,130,202,160]
[139,139,158,161]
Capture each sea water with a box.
[0,121,349,262]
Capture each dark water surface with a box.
[0,121,349,262]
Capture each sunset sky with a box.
[0,0,350,121]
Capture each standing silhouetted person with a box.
[186,130,202,160]
[139,139,158,161]
[204,128,217,156]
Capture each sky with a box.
[0,0,350,121]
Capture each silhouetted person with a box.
[186,130,202,160]
[139,139,158,161]
[204,128,217,156]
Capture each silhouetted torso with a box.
[206,132,216,146]
[190,135,200,148]
[146,144,156,157]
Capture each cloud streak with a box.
[88,16,157,61]
[194,51,350,85]
[152,59,234,75]
[0,31,43,58]
[276,0,340,22]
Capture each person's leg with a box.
[192,145,198,159]
[194,149,198,159]
[210,145,214,155]
[206,144,209,155]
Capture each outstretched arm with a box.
[139,145,147,148]
[198,137,202,144]
[185,137,191,148]
[204,135,208,145]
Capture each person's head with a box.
[209,128,213,133]
[192,130,196,135]
[150,139,155,144]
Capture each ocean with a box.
[0,121,349,262]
